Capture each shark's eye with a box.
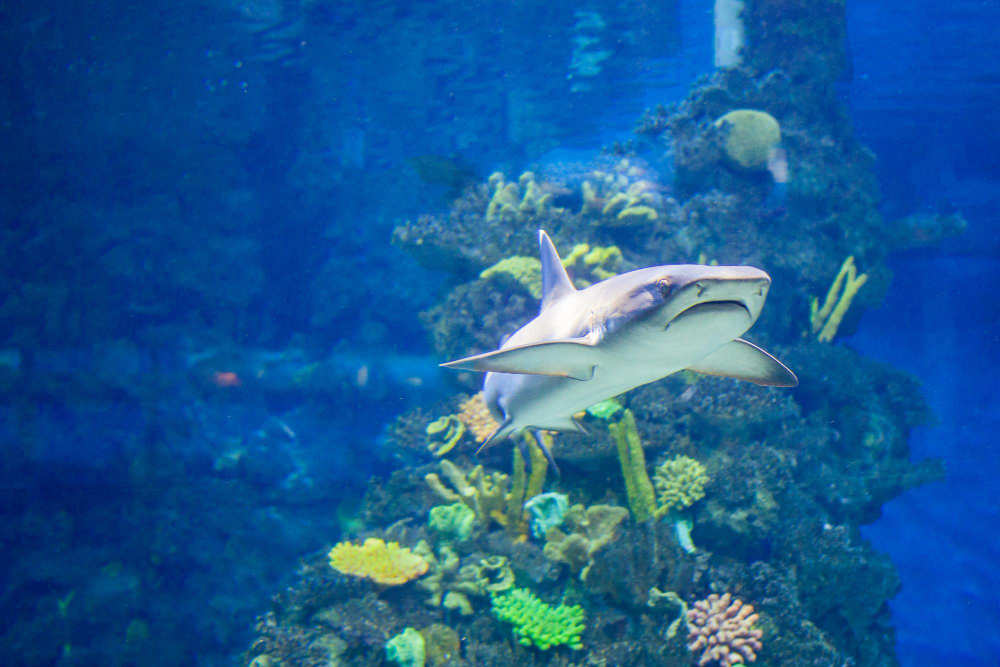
[656,278,672,296]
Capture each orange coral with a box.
[457,393,500,443]
[687,593,762,666]
[328,538,429,585]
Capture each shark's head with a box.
[605,264,771,335]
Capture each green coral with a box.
[485,171,555,223]
[385,627,426,667]
[561,243,623,286]
[480,256,543,299]
[585,398,623,421]
[714,109,781,170]
[425,415,466,457]
[582,159,662,227]
[490,588,585,651]
[653,455,709,513]
[428,502,476,543]
[608,409,659,521]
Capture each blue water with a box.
[2,0,998,664]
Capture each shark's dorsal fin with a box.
[538,230,576,311]
[686,339,798,387]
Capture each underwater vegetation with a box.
[245,3,960,666]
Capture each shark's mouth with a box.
[676,300,751,319]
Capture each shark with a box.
[442,230,797,456]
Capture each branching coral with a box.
[560,243,623,287]
[425,460,509,528]
[654,455,709,514]
[810,255,868,342]
[485,171,556,223]
[491,587,585,651]
[582,159,662,226]
[328,538,429,585]
[686,593,763,666]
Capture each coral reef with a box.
[491,588,585,651]
[686,593,763,666]
[243,3,961,666]
[327,538,429,585]
[385,627,425,667]
[425,415,466,457]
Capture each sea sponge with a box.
[714,110,781,170]
[686,592,763,666]
[328,538,429,585]
[491,587,585,651]
[654,455,709,514]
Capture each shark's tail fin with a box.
[476,417,516,454]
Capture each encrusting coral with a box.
[686,593,763,666]
[491,587,585,651]
[327,538,429,585]
[654,455,709,514]
[810,256,868,343]
[457,392,500,444]
[480,256,543,299]
[543,503,629,580]
[714,109,781,170]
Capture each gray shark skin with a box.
[442,230,797,452]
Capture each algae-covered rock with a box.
[419,624,461,666]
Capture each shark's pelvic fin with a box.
[477,417,516,453]
[538,230,576,311]
[441,338,598,380]
[686,338,799,387]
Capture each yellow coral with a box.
[457,392,500,443]
[480,256,543,299]
[328,538,429,585]
[426,415,466,457]
[653,456,709,515]
[560,242,622,287]
[581,159,662,226]
[810,255,868,343]
[485,171,555,223]
[714,109,781,170]
[608,410,658,522]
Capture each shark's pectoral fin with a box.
[686,339,798,387]
[441,338,598,380]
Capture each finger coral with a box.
[491,587,585,651]
[686,592,763,666]
[654,455,709,514]
[327,538,429,585]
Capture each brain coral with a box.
[714,110,781,170]
[328,538,429,585]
